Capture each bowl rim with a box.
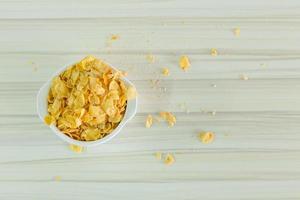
[36,58,138,147]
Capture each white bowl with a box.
[37,60,138,147]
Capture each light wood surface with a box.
[1,1,300,199]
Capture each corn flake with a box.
[162,68,169,76]
[210,48,218,56]
[69,144,84,153]
[164,153,175,166]
[160,112,176,127]
[46,56,131,141]
[179,55,190,71]
[145,114,153,128]
[199,131,214,144]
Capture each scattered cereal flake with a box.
[110,34,120,41]
[199,131,214,144]
[164,153,175,165]
[146,54,155,63]
[155,152,162,160]
[162,68,169,76]
[69,144,84,153]
[160,112,176,127]
[233,27,240,36]
[53,176,62,181]
[210,48,218,56]
[240,74,249,80]
[179,55,190,71]
[126,86,137,100]
[44,115,54,126]
[145,114,153,128]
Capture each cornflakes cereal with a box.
[69,144,84,153]
[210,48,218,56]
[46,56,135,141]
[162,68,169,76]
[179,55,190,71]
[145,114,153,128]
[164,153,175,165]
[160,112,176,127]
[199,131,214,144]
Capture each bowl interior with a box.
[37,61,137,147]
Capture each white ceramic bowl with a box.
[37,60,138,147]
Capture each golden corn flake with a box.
[162,68,169,76]
[210,48,218,56]
[44,115,54,125]
[46,56,134,141]
[110,34,120,41]
[160,112,176,127]
[145,114,153,128]
[53,176,62,181]
[164,153,175,166]
[179,55,190,71]
[199,131,214,144]
[69,144,84,153]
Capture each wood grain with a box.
[0,0,300,199]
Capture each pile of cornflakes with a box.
[45,56,135,141]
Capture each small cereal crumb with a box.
[145,114,153,128]
[69,144,84,153]
[179,55,190,71]
[162,68,169,76]
[210,48,218,56]
[164,153,175,166]
[44,115,54,126]
[53,176,61,181]
[211,84,217,88]
[146,54,155,63]
[233,28,240,36]
[240,74,249,80]
[160,112,176,127]
[199,131,214,144]
[110,34,120,41]
[155,152,162,160]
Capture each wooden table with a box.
[1,1,300,199]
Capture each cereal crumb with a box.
[199,131,214,144]
[146,54,155,63]
[240,74,249,80]
[44,115,54,126]
[211,84,217,88]
[155,152,162,160]
[210,48,218,56]
[160,112,176,127]
[69,144,84,153]
[162,68,169,76]
[110,34,120,41]
[233,28,240,36]
[53,176,61,181]
[164,153,175,165]
[145,114,153,128]
[179,55,190,71]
